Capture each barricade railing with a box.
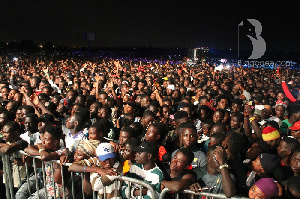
[159,188,249,199]
[1,150,158,199]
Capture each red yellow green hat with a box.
[262,127,280,141]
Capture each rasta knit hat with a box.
[262,127,280,141]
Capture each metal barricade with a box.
[159,188,249,199]
[2,150,158,199]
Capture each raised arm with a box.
[214,146,236,198]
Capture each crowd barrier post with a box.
[24,162,31,196]
[32,157,39,198]
[5,155,15,199]
[2,154,11,199]
[41,160,48,199]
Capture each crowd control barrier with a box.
[1,151,157,199]
[159,188,249,199]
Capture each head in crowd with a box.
[198,105,211,121]
[209,132,226,146]
[119,126,135,146]
[262,126,281,151]
[24,113,39,134]
[210,122,226,135]
[290,121,300,141]
[91,119,111,141]
[132,141,158,165]
[222,132,247,160]
[2,121,21,143]
[42,125,62,150]
[89,102,102,119]
[66,112,86,132]
[145,122,168,144]
[141,110,155,129]
[230,112,244,130]
[74,140,100,162]
[123,113,135,128]
[277,137,299,165]
[96,143,116,169]
[98,105,112,120]
[129,122,144,138]
[248,178,279,199]
[291,147,300,176]
[216,95,229,110]
[201,119,214,136]
[285,176,300,199]
[123,138,140,162]
[0,111,15,128]
[174,110,190,134]
[20,105,35,122]
[170,148,194,173]
[179,122,197,149]
[252,153,280,176]
[213,108,225,123]
[231,99,243,113]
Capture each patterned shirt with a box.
[122,163,164,199]
[44,147,69,198]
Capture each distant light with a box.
[230,49,231,50]
[39,44,43,48]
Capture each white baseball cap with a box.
[96,143,116,161]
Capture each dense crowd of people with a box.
[0,50,300,199]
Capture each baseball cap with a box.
[259,153,280,174]
[38,113,54,123]
[96,143,116,161]
[290,121,300,131]
[131,141,158,156]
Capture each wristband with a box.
[83,166,87,173]
[249,117,255,122]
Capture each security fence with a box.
[159,188,249,199]
[1,151,248,199]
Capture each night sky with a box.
[0,1,299,52]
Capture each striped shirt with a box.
[122,163,164,199]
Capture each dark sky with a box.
[0,0,299,52]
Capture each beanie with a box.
[255,178,279,198]
[262,127,280,141]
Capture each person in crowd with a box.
[285,176,300,199]
[189,145,237,198]
[122,141,164,199]
[172,122,207,180]
[26,125,69,198]
[248,178,279,199]
[68,142,123,198]
[161,148,195,194]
